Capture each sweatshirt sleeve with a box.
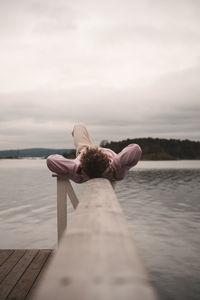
[111,144,142,179]
[46,154,76,176]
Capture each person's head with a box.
[80,146,110,178]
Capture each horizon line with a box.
[0,137,199,152]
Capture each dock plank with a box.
[7,250,52,300]
[0,250,14,266]
[0,250,53,300]
[0,250,26,284]
[0,250,38,300]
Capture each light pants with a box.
[72,123,117,189]
[72,123,93,156]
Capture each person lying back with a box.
[46,123,142,183]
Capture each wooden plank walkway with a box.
[0,249,53,300]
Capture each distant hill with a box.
[101,138,200,160]
[1,138,200,160]
[0,148,76,158]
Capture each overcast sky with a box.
[0,0,200,150]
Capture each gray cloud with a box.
[0,0,199,149]
[0,64,199,149]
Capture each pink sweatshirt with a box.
[46,144,142,183]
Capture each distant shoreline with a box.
[1,157,200,161]
[0,137,200,160]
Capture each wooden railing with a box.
[52,173,79,242]
[33,177,158,300]
[53,173,116,243]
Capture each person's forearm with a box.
[46,154,71,175]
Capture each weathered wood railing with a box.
[33,177,157,300]
[53,173,116,243]
[52,173,79,242]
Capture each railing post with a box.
[65,179,79,209]
[57,177,67,243]
[53,173,79,243]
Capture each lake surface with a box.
[0,159,200,300]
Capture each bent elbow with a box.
[130,144,142,167]
[46,155,56,172]
[136,144,142,159]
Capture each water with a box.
[0,159,200,300]
[116,165,200,300]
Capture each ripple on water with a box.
[0,160,200,299]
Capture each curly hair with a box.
[80,146,110,178]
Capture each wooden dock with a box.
[0,249,53,300]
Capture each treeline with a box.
[0,148,75,158]
[101,138,200,160]
[1,138,199,160]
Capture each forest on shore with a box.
[100,138,200,160]
[0,138,199,160]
